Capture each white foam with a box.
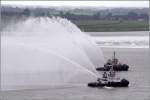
[92,36,149,48]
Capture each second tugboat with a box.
[88,66,129,87]
[96,51,129,71]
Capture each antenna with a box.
[114,51,116,60]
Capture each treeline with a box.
[1,5,149,31]
[2,6,149,21]
[58,11,149,21]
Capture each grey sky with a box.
[1,1,149,8]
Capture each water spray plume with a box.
[1,17,104,90]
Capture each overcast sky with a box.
[1,1,149,8]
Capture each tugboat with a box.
[88,66,129,87]
[96,51,129,71]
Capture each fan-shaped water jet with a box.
[1,16,105,90]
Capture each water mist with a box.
[1,17,105,90]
